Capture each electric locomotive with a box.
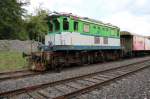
[25,12,122,72]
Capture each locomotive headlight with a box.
[31,64,36,70]
[46,54,50,60]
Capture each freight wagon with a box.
[121,31,150,56]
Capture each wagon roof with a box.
[120,31,133,35]
[121,31,150,38]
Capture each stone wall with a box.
[0,40,39,52]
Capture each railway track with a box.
[0,70,42,82]
[0,59,150,99]
[0,57,144,82]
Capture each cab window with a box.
[74,21,78,31]
[49,22,53,32]
[53,19,60,31]
[63,18,69,30]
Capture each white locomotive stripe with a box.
[45,32,120,47]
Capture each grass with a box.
[0,51,27,72]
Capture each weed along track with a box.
[0,59,150,99]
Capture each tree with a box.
[26,9,49,42]
[0,0,28,40]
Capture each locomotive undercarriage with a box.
[28,50,121,72]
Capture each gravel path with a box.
[0,56,150,94]
[74,65,150,99]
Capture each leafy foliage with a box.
[0,0,28,40]
[26,9,49,42]
[0,0,49,41]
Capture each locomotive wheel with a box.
[54,65,63,73]
[90,55,94,64]
[81,55,86,65]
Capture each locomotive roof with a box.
[47,12,119,29]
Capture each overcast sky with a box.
[25,0,150,36]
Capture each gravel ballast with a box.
[74,65,150,99]
[0,56,150,95]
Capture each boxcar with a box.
[121,31,150,56]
